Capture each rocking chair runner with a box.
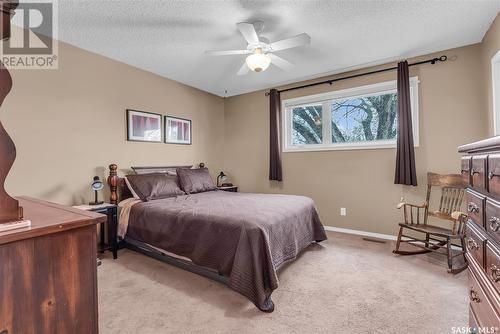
[393,172,469,274]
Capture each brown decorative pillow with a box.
[125,173,185,201]
[176,168,216,194]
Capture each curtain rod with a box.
[265,55,447,96]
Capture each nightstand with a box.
[73,203,118,259]
[218,186,238,192]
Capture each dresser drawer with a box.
[468,189,486,228]
[468,269,500,330]
[488,154,500,196]
[462,156,472,186]
[470,308,479,332]
[486,242,500,295]
[472,155,487,192]
[486,198,500,244]
[466,222,486,267]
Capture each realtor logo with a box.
[1,0,58,69]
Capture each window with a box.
[283,77,419,152]
[291,104,323,145]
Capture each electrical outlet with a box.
[340,207,347,216]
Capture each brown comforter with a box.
[126,190,327,312]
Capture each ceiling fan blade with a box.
[237,62,250,76]
[271,54,294,71]
[205,49,250,56]
[270,33,311,51]
[237,22,260,45]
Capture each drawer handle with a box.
[471,168,480,176]
[489,171,500,180]
[466,237,479,251]
[490,264,500,283]
[490,217,500,232]
[469,289,481,303]
[467,203,479,213]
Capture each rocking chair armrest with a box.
[397,202,427,210]
[451,211,468,221]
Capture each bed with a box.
[108,164,327,312]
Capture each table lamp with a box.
[89,176,104,205]
[217,171,227,187]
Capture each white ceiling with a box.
[51,1,500,96]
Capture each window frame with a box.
[492,50,500,135]
[282,77,419,152]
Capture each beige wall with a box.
[223,44,487,235]
[484,13,500,136]
[3,38,225,205]
[2,19,497,236]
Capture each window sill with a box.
[283,142,419,153]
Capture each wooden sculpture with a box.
[0,0,22,224]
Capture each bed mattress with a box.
[121,190,327,311]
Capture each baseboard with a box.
[323,225,462,250]
[323,226,396,241]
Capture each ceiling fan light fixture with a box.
[245,49,271,73]
[206,22,309,75]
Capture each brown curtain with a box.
[394,61,417,186]
[269,89,283,181]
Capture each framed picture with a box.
[127,109,162,142]
[164,116,192,145]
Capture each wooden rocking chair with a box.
[393,172,469,274]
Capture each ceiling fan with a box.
[205,21,311,75]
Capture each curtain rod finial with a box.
[431,55,447,65]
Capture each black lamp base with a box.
[89,190,103,206]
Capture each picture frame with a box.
[164,116,192,145]
[126,109,162,142]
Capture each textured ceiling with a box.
[48,1,500,96]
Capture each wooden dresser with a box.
[0,196,105,334]
[459,137,500,331]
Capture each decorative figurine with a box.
[0,1,23,225]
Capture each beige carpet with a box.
[98,231,468,334]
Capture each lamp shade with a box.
[91,176,104,191]
[246,52,271,73]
